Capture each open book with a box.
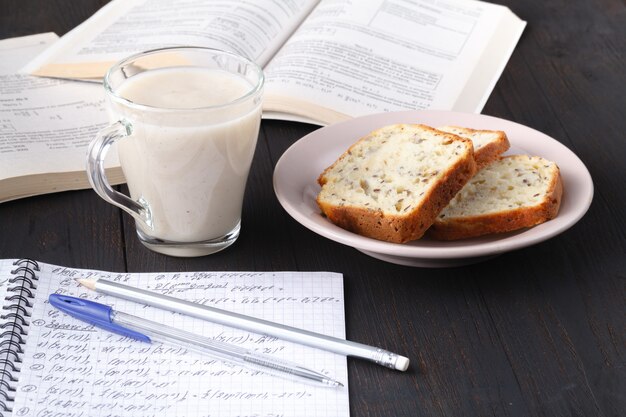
[2,0,525,203]
[0,258,348,416]
[0,33,123,203]
[26,0,526,125]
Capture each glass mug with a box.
[87,47,264,257]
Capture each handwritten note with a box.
[0,260,349,417]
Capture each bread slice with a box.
[428,155,563,240]
[316,124,477,243]
[437,126,510,169]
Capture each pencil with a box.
[77,277,410,371]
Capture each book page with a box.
[0,260,349,417]
[0,34,123,202]
[25,0,320,79]
[263,0,525,125]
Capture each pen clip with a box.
[49,294,151,343]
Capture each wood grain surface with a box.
[0,1,624,416]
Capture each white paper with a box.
[0,259,349,417]
[264,0,526,120]
[23,0,319,75]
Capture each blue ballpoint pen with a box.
[48,294,343,388]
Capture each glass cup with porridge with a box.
[87,47,264,257]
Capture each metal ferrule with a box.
[371,348,398,369]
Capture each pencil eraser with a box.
[395,356,410,371]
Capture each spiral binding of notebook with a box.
[0,259,39,417]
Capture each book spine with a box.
[0,259,39,417]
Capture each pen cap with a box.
[48,294,150,342]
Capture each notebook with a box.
[0,259,349,417]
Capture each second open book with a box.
[26,0,525,126]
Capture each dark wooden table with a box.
[1,1,624,416]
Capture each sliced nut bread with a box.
[429,155,563,240]
[437,125,510,169]
[316,124,477,243]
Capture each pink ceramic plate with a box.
[273,110,593,267]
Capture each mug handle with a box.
[86,121,152,229]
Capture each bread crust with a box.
[436,126,510,169]
[428,163,563,240]
[316,124,477,243]
[473,137,511,169]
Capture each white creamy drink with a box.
[112,67,261,245]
